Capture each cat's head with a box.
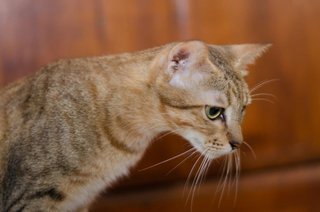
[152,41,270,159]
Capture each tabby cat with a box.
[0,40,269,211]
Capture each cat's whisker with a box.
[218,154,234,206]
[183,151,201,191]
[231,153,236,186]
[233,150,241,204]
[197,157,207,189]
[237,151,241,194]
[203,156,211,184]
[199,156,211,187]
[250,92,277,100]
[218,157,229,206]
[227,154,233,194]
[195,156,210,197]
[153,132,175,142]
[204,156,212,180]
[251,97,275,104]
[166,149,197,175]
[242,141,257,159]
[188,149,210,210]
[240,150,247,157]
[215,157,227,206]
[249,78,279,94]
[229,154,236,193]
[216,157,227,193]
[189,155,206,210]
[139,148,194,171]
[152,129,181,142]
[194,154,209,193]
[184,150,207,194]
[184,151,205,201]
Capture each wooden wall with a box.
[1,0,320,211]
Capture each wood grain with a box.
[0,0,320,210]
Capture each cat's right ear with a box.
[228,43,272,76]
[166,41,207,89]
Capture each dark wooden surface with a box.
[1,0,320,211]
[92,162,320,212]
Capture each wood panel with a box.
[0,0,320,210]
[91,162,320,212]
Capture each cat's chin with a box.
[178,130,233,160]
[205,149,233,160]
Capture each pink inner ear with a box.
[172,48,190,63]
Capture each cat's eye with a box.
[205,106,224,121]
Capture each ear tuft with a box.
[171,48,190,71]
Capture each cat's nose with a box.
[229,140,241,150]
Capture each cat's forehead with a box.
[199,85,248,109]
[196,80,249,109]
[197,46,239,90]
[205,46,249,106]
[207,46,234,74]
[198,90,229,107]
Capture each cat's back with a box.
[0,73,37,182]
[0,52,144,150]
[0,56,115,111]
[0,58,110,175]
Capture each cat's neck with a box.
[93,46,171,155]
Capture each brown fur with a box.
[0,41,269,211]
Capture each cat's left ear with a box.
[228,44,271,76]
[166,41,208,89]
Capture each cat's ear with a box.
[166,41,207,88]
[228,44,271,76]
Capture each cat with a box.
[0,40,269,211]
